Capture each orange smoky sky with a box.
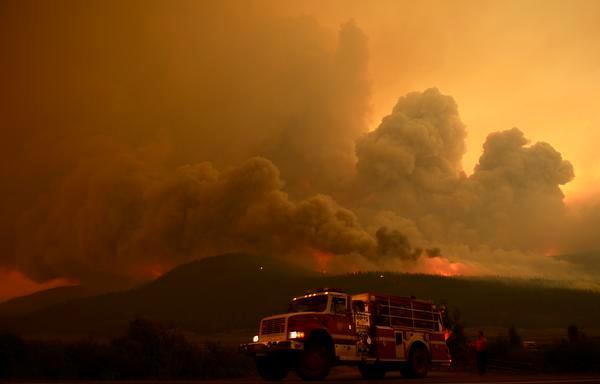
[277,0,600,197]
[1,0,600,301]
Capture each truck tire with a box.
[256,355,289,381]
[358,363,386,379]
[400,344,429,378]
[296,335,333,381]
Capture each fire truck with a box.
[240,288,451,381]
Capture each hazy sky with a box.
[281,0,600,198]
[1,0,600,301]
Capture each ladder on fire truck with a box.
[373,295,440,331]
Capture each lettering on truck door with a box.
[352,300,371,356]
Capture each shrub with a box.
[0,318,253,379]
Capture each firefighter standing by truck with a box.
[474,330,488,375]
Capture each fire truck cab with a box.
[240,288,451,381]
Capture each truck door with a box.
[331,295,356,359]
[373,326,396,359]
[395,331,406,360]
[332,295,352,333]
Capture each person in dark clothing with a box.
[475,330,488,375]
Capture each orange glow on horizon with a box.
[134,262,172,280]
[0,269,78,302]
[420,257,467,277]
[543,247,560,257]
[310,248,334,273]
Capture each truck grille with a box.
[261,317,286,335]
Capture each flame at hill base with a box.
[311,248,334,273]
[0,269,78,303]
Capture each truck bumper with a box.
[239,340,304,356]
[431,359,452,369]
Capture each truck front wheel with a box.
[256,355,289,381]
[400,344,429,378]
[296,335,333,381]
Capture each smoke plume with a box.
[13,153,383,286]
[355,88,467,216]
[1,0,598,294]
[355,90,574,249]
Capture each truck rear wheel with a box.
[400,344,429,378]
[256,355,289,381]
[296,335,333,381]
[358,363,386,379]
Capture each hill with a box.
[553,251,600,276]
[1,253,599,339]
[0,285,93,317]
[0,253,316,338]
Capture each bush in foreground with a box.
[0,317,253,379]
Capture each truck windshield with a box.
[289,295,328,313]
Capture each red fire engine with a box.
[240,288,451,381]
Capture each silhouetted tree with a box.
[0,318,252,379]
[0,333,26,378]
[567,324,580,343]
[544,324,600,372]
[508,326,522,349]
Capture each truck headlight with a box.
[288,331,305,339]
[253,335,259,342]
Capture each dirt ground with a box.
[14,368,600,384]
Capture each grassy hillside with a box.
[0,253,315,338]
[554,251,600,276]
[0,285,93,317]
[1,253,599,339]
[320,273,600,329]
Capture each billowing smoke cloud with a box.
[376,227,422,261]
[131,157,378,264]
[13,154,380,286]
[355,88,467,216]
[0,1,373,287]
[1,0,598,294]
[351,88,593,283]
[459,128,574,249]
[355,89,574,250]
